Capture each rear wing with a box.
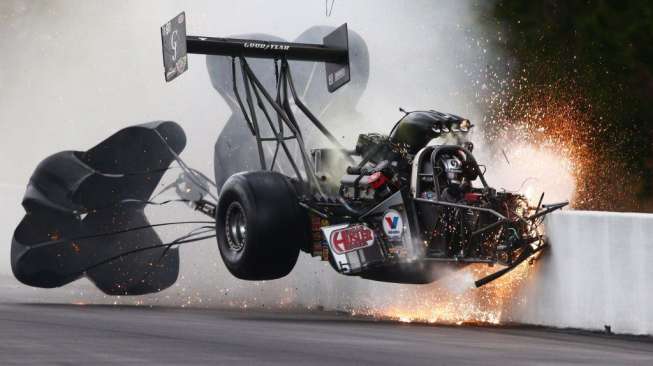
[161,12,351,92]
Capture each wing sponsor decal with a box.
[161,12,188,82]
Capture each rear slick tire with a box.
[216,171,307,280]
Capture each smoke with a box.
[0,0,560,323]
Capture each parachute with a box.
[11,121,192,295]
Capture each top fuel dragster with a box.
[10,12,567,295]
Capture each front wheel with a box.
[216,171,308,280]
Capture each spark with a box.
[359,260,535,325]
[480,71,638,211]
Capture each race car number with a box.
[329,225,375,254]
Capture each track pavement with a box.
[0,302,651,365]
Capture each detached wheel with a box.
[216,171,308,280]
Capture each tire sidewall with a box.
[216,171,305,280]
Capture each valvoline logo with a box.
[329,225,375,254]
[382,209,403,239]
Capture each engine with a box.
[312,110,474,206]
[338,133,404,203]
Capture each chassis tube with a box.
[413,198,507,220]
[413,197,508,237]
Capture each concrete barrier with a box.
[512,210,653,335]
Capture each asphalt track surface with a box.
[1,303,652,365]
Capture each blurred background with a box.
[0,0,651,320]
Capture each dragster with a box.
[10,12,567,295]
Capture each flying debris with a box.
[10,12,567,296]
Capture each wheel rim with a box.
[225,201,247,252]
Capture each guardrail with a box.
[511,210,653,335]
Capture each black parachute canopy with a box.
[11,121,187,295]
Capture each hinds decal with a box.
[329,225,375,254]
